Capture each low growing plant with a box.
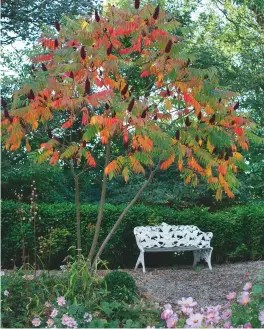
[102,270,137,303]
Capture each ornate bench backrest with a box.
[134,223,213,249]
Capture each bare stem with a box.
[91,163,160,271]
[88,142,111,264]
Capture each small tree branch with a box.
[91,162,160,271]
[88,141,111,264]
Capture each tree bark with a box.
[74,175,81,257]
[88,142,111,264]
[91,164,159,271]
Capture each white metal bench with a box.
[134,223,213,273]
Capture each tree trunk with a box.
[88,142,111,264]
[74,175,82,257]
[91,165,159,271]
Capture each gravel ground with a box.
[98,261,264,308]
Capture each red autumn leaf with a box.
[232,116,245,125]
[62,118,74,129]
[218,165,227,176]
[95,77,103,87]
[32,54,53,63]
[151,29,168,39]
[234,127,243,136]
[81,107,89,125]
[183,92,192,103]
[140,71,150,78]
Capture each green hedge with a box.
[1,201,264,268]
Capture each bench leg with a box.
[200,248,213,270]
[206,248,213,270]
[192,250,201,268]
[135,251,145,273]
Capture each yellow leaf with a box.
[205,104,214,115]
[207,139,214,153]
[80,20,89,30]
[216,187,222,200]
[122,167,129,183]
[233,152,243,160]
[206,166,212,177]
[164,99,172,111]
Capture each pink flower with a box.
[206,310,220,324]
[259,311,264,325]
[61,314,70,325]
[186,313,204,328]
[178,297,197,308]
[32,317,41,327]
[45,301,52,308]
[181,306,193,315]
[238,292,250,305]
[47,318,54,327]
[224,321,232,328]
[161,304,173,320]
[226,292,236,301]
[166,314,178,328]
[243,282,252,291]
[222,309,232,320]
[244,323,252,328]
[50,308,58,318]
[57,296,66,306]
[61,314,77,328]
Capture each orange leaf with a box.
[160,153,175,170]
[49,151,59,165]
[86,152,96,167]
[218,165,227,175]
[178,158,183,171]
[26,139,31,152]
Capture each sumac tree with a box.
[1,2,256,269]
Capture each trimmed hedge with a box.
[1,201,264,268]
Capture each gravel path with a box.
[125,261,264,308]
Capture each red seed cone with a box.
[80,46,86,60]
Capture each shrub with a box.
[1,201,264,268]
[1,264,158,328]
[102,270,137,302]
[230,269,264,327]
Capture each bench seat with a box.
[134,223,213,273]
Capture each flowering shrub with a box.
[1,266,263,328]
[0,261,159,328]
[29,297,93,328]
[159,270,264,328]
